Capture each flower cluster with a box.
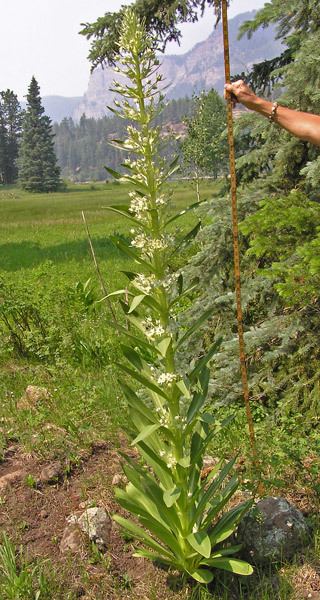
[128,191,149,219]
[157,372,177,386]
[131,233,174,257]
[143,316,165,339]
[133,273,156,294]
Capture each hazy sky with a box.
[0,0,266,99]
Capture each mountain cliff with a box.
[74,11,283,120]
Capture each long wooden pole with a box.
[221,0,259,467]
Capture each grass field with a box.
[0,181,213,456]
[0,181,319,600]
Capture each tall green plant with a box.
[106,10,253,584]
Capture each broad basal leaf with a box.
[187,531,211,558]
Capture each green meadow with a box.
[0,181,318,600]
[0,180,215,458]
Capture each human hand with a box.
[224,80,258,110]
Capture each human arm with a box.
[224,80,320,147]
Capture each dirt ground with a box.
[0,441,319,600]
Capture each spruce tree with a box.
[0,90,22,184]
[18,77,60,192]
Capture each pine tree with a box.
[18,77,60,192]
[0,90,22,184]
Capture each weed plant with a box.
[107,9,253,585]
[0,533,50,599]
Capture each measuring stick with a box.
[221,0,260,469]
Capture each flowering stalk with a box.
[107,9,253,584]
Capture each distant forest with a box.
[53,97,194,181]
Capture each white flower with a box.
[129,192,149,218]
[155,194,167,207]
[166,454,177,469]
[157,373,177,386]
[143,317,165,340]
[133,273,156,294]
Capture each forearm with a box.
[249,97,320,147]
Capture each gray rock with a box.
[238,496,310,564]
[77,507,111,550]
[60,524,83,554]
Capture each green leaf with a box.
[177,305,216,348]
[111,236,155,273]
[128,294,146,314]
[121,345,144,370]
[113,515,174,559]
[172,221,201,255]
[175,379,191,399]
[132,549,173,565]
[210,545,243,557]
[187,531,211,558]
[163,487,181,508]
[116,489,182,554]
[203,475,239,528]
[116,362,169,400]
[201,413,215,424]
[156,337,172,358]
[169,282,198,308]
[137,441,173,488]
[122,175,150,193]
[119,382,156,424]
[191,458,237,527]
[178,456,190,468]
[187,370,210,423]
[102,205,145,228]
[188,568,214,584]
[104,166,122,179]
[209,500,253,545]
[121,270,138,281]
[189,337,222,381]
[106,106,126,119]
[164,198,208,227]
[202,558,253,576]
[131,423,161,445]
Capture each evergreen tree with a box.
[80,0,222,67]
[18,77,60,192]
[0,90,22,184]
[182,0,320,421]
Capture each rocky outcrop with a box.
[237,497,310,564]
[73,11,283,120]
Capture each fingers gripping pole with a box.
[220,1,259,467]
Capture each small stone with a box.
[237,496,310,564]
[60,524,83,554]
[77,507,111,550]
[112,473,127,486]
[39,461,63,484]
[40,509,49,519]
[17,385,50,410]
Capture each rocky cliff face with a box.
[74,11,283,121]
